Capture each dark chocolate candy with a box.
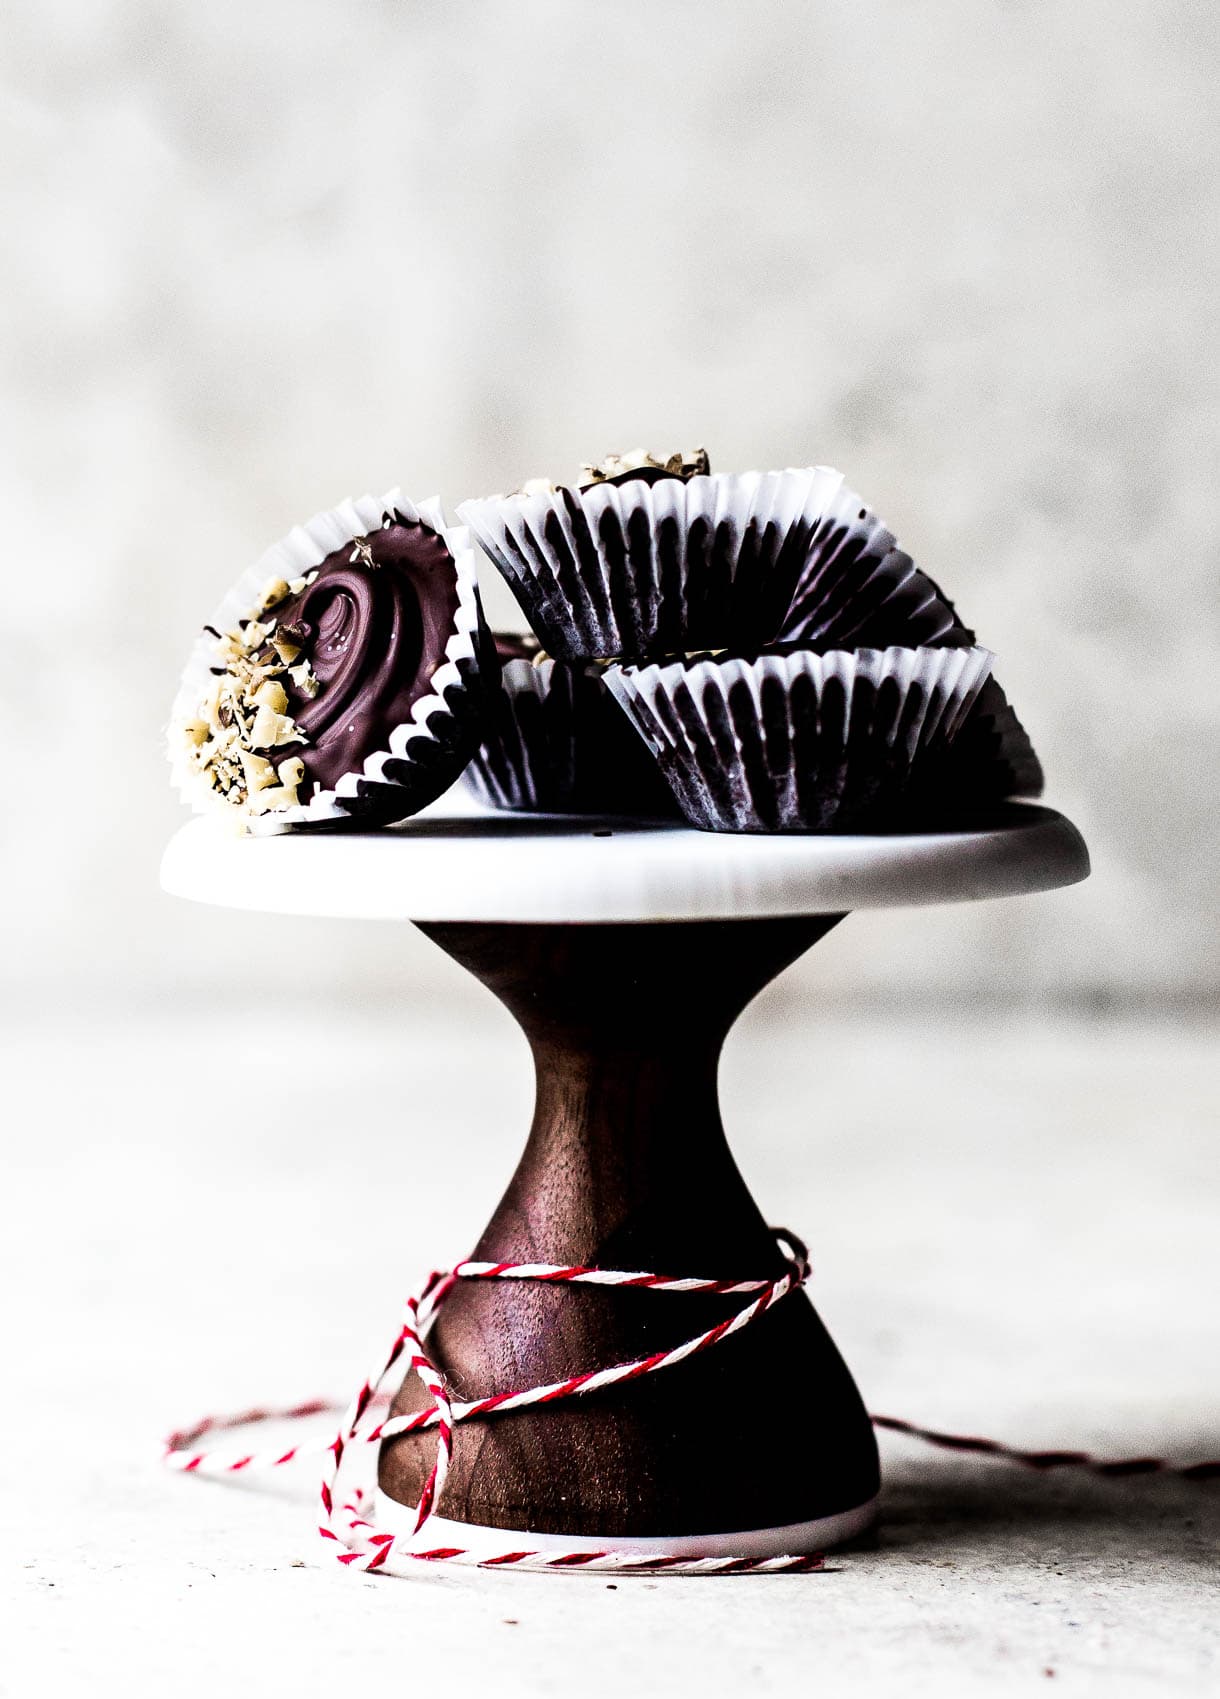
[271,515,459,798]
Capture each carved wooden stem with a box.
[379,916,880,1537]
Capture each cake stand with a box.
[161,798,1089,1559]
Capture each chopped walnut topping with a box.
[239,749,277,793]
[247,783,299,815]
[251,704,300,749]
[251,679,288,714]
[578,447,709,488]
[254,576,291,614]
[180,571,316,816]
[288,661,320,697]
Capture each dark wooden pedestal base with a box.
[378,916,880,1539]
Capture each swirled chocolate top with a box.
[182,513,459,812]
[270,516,459,796]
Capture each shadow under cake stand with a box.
[161,799,1089,1560]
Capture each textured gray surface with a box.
[5,1005,1217,1695]
[2,0,1218,1009]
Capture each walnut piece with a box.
[578,447,709,488]
[181,571,315,817]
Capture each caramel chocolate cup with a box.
[169,491,496,832]
[463,642,679,819]
[603,646,994,835]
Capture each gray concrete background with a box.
[3,0,1218,1014]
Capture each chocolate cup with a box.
[460,460,1041,811]
[776,521,1045,804]
[459,467,902,660]
[463,649,680,819]
[327,624,501,829]
[604,646,994,835]
[170,491,496,832]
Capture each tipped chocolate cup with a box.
[603,645,994,834]
[463,642,679,818]
[168,491,497,833]
[459,466,943,660]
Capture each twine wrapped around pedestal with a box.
[165,1230,825,1574]
[163,1229,1218,1579]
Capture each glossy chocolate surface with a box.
[273,517,458,795]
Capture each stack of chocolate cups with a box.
[459,452,1037,833]
[167,454,1042,835]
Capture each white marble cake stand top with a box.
[160,795,1089,925]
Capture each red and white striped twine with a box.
[163,1229,1218,1578]
[869,1416,1220,1482]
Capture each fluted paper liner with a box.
[460,467,966,660]
[776,508,1041,802]
[777,514,973,651]
[168,490,495,833]
[906,675,1043,808]
[604,645,994,833]
[463,654,679,818]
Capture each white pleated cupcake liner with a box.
[459,466,963,660]
[462,655,679,818]
[909,674,1044,806]
[168,490,493,834]
[461,657,578,812]
[776,532,968,651]
[604,646,994,834]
